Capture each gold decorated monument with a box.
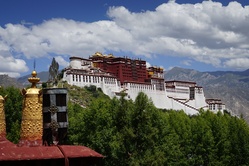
[18,70,43,146]
[0,93,7,139]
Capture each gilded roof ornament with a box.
[0,94,7,138]
[28,70,40,88]
[107,54,114,58]
[18,70,43,146]
[93,52,103,57]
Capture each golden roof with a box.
[93,52,103,57]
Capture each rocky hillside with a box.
[17,71,49,86]
[165,67,249,121]
[0,74,23,88]
[0,71,49,88]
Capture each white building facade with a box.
[63,56,225,115]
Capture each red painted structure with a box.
[90,55,147,84]
[0,137,103,165]
[0,134,103,166]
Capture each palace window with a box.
[189,87,195,100]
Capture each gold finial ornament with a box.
[18,70,43,146]
[0,95,7,139]
[29,70,40,88]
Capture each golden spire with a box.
[28,70,40,88]
[0,94,7,139]
[18,70,43,146]
[28,60,40,88]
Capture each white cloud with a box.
[0,56,28,72]
[0,72,21,78]
[181,60,192,66]
[165,66,174,71]
[107,1,249,68]
[0,53,28,77]
[55,56,69,68]
[146,62,151,68]
[0,0,249,78]
[224,58,249,69]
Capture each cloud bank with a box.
[0,1,249,77]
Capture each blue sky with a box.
[0,0,249,77]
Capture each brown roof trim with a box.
[70,56,91,61]
[165,80,197,84]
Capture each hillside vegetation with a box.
[63,83,109,108]
[1,85,249,165]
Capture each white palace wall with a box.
[63,72,211,115]
[63,73,119,98]
[63,56,225,114]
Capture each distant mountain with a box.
[17,71,49,86]
[208,69,249,77]
[0,74,23,88]
[0,71,49,88]
[165,67,249,121]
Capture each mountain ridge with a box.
[0,74,23,88]
[17,71,49,86]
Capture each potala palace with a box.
[62,52,225,115]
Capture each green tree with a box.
[111,95,134,165]
[166,111,192,165]
[190,113,217,166]
[129,92,161,165]
[67,101,85,144]
[86,98,115,163]
[0,86,22,143]
[66,86,249,166]
[228,116,249,166]
[204,111,231,165]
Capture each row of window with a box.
[165,82,196,87]
[72,74,117,84]
[128,83,155,90]
[209,104,223,110]
[126,83,165,91]
[165,87,203,94]
[166,89,189,94]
